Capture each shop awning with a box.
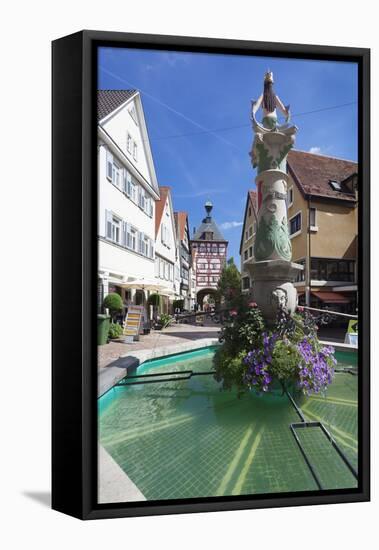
[121,278,172,293]
[311,291,350,304]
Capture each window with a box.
[244,250,248,261]
[128,106,138,125]
[242,276,250,290]
[253,222,257,234]
[249,225,253,237]
[143,235,150,257]
[248,206,251,217]
[138,233,149,257]
[288,186,294,206]
[289,213,301,235]
[130,179,137,203]
[124,170,132,196]
[329,180,341,191]
[161,224,171,247]
[127,134,132,153]
[249,246,253,258]
[309,207,317,228]
[310,258,355,282]
[106,150,113,180]
[126,225,137,251]
[245,230,248,241]
[112,160,122,189]
[111,216,121,244]
[138,187,145,210]
[106,150,124,190]
[295,260,305,282]
[133,141,138,161]
[149,240,155,259]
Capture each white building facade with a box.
[97,90,160,311]
[174,212,195,310]
[154,187,180,312]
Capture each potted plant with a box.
[103,292,123,322]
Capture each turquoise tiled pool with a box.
[98,347,358,500]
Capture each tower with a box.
[191,201,228,307]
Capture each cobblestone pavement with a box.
[98,320,221,370]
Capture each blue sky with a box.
[98,47,358,262]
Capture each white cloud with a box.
[220,221,243,230]
[308,146,322,155]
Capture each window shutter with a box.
[138,232,144,254]
[126,171,132,196]
[150,240,154,259]
[122,221,127,247]
[149,199,153,217]
[105,210,112,239]
[106,150,113,180]
[122,170,127,194]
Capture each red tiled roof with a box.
[97,90,137,121]
[155,186,171,237]
[287,150,357,203]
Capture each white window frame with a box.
[127,133,132,154]
[126,225,137,251]
[128,106,138,125]
[309,207,318,232]
[130,179,138,204]
[112,160,123,190]
[111,215,121,244]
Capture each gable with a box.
[239,190,257,254]
[98,91,159,196]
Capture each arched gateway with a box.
[191,201,228,309]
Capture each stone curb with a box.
[98,337,220,397]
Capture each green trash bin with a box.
[97,314,110,345]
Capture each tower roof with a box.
[192,201,227,242]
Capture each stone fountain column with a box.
[246,95,303,324]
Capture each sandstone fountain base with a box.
[246,259,304,324]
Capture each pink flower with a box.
[297,306,304,312]
[249,302,258,308]
[230,310,238,317]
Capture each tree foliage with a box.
[216,257,241,308]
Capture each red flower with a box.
[230,309,238,317]
[249,302,258,308]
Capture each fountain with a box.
[246,71,303,323]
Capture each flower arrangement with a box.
[213,300,336,397]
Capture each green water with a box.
[99,348,358,500]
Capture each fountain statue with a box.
[246,71,303,323]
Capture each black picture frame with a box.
[52,30,370,520]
